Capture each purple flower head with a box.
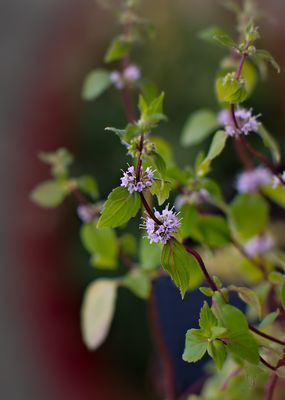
[174,189,210,209]
[141,204,181,244]
[219,107,259,137]
[77,205,96,223]
[244,233,274,257]
[120,165,154,193]
[236,167,272,193]
[123,64,141,82]
[110,71,124,90]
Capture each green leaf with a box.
[257,123,281,164]
[77,175,99,199]
[105,37,131,63]
[229,286,261,318]
[220,304,259,364]
[81,279,118,350]
[80,222,118,269]
[261,183,285,209]
[97,187,141,228]
[179,204,199,240]
[199,287,214,297]
[120,233,137,256]
[149,151,166,175]
[199,26,231,44]
[216,73,248,104]
[39,147,73,178]
[180,109,218,147]
[254,49,280,74]
[122,269,151,299]
[183,329,208,362]
[199,301,218,336]
[161,238,202,298]
[150,179,172,205]
[241,61,258,96]
[207,340,226,369]
[212,33,237,48]
[193,215,231,247]
[230,193,268,239]
[31,180,67,208]
[259,309,279,330]
[139,237,162,270]
[202,130,227,165]
[81,69,112,101]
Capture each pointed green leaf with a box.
[199,301,218,336]
[81,69,112,100]
[183,329,208,362]
[122,269,151,299]
[105,37,130,63]
[31,180,67,208]
[150,179,172,205]
[81,279,118,350]
[97,187,141,228]
[259,309,279,330]
[181,109,218,146]
[202,130,227,164]
[161,238,202,298]
[230,193,268,239]
[207,340,226,369]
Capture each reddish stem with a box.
[184,245,218,292]
[140,192,162,225]
[265,373,278,400]
[249,325,285,346]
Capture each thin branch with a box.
[260,356,277,371]
[140,192,162,225]
[184,245,218,292]
[265,372,278,400]
[250,325,285,346]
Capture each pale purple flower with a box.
[110,64,140,90]
[141,204,181,244]
[244,234,274,257]
[123,64,141,82]
[110,71,124,90]
[174,189,210,209]
[77,205,95,223]
[120,165,154,193]
[219,107,259,137]
[236,167,272,193]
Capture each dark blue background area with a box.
[153,277,209,396]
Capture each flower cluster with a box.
[244,233,274,257]
[120,165,154,193]
[77,204,97,223]
[236,167,272,193]
[110,64,141,90]
[141,205,181,244]
[175,189,210,209]
[218,107,259,137]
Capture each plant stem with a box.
[148,289,176,400]
[249,325,285,346]
[265,372,278,400]
[140,192,162,225]
[184,245,218,292]
[260,356,277,371]
[231,238,267,278]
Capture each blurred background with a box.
[1,0,285,398]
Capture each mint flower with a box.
[219,107,259,137]
[110,64,141,90]
[77,205,96,223]
[141,205,181,244]
[236,167,272,193]
[175,189,210,209]
[244,234,273,257]
[120,165,154,193]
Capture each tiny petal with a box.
[110,71,124,89]
[244,234,274,257]
[77,205,95,223]
[123,65,141,82]
[236,167,272,193]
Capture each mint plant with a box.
[31,0,285,399]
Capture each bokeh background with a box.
[2,0,285,398]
